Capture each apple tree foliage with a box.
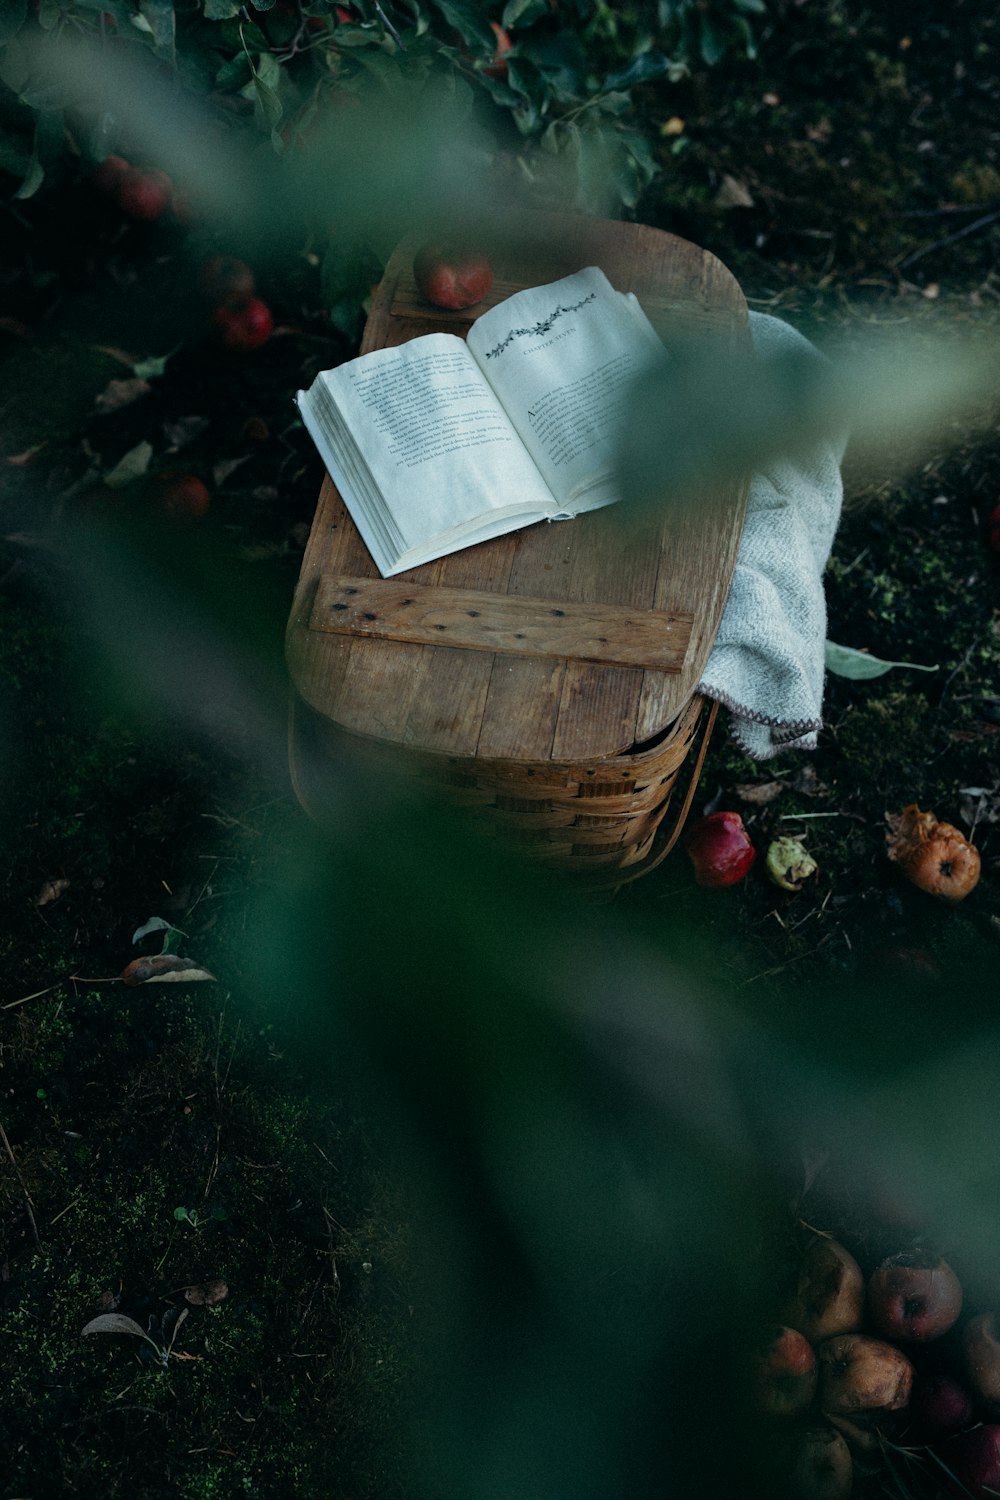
[0,0,766,324]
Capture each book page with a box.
[310,334,554,552]
[466,268,663,510]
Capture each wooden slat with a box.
[310,575,693,672]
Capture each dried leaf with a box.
[713,174,754,209]
[184,1278,228,1305]
[212,455,250,486]
[120,954,216,986]
[163,415,210,450]
[92,344,140,368]
[81,1313,149,1339]
[34,877,70,908]
[95,377,151,415]
[94,1286,122,1311]
[4,444,45,465]
[104,440,153,489]
[733,780,785,805]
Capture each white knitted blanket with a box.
[697,311,846,760]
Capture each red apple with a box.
[198,256,256,305]
[868,1253,963,1342]
[211,297,273,352]
[147,472,210,525]
[413,241,494,311]
[939,1424,1000,1499]
[782,1425,852,1500]
[117,166,172,222]
[781,1238,865,1345]
[817,1334,914,1417]
[910,1372,975,1440]
[89,154,130,197]
[963,1312,1000,1415]
[750,1325,818,1418]
[683,810,756,888]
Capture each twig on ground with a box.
[897,207,1000,269]
[0,1120,41,1247]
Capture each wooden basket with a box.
[286,215,747,885]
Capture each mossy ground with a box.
[2,2,1000,1496]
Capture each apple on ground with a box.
[89,154,130,197]
[198,256,256,305]
[867,1252,963,1342]
[781,1425,852,1500]
[147,473,210,525]
[781,1237,865,1344]
[413,241,494,311]
[749,1326,818,1418]
[817,1333,914,1416]
[910,1372,975,1439]
[963,1312,1000,1414]
[683,810,756,888]
[211,297,274,352]
[939,1424,1000,1498]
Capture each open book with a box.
[296,266,664,578]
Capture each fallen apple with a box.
[749,1325,818,1418]
[147,472,210,525]
[817,1333,914,1417]
[782,1425,853,1500]
[868,1252,963,1342]
[910,1372,975,1439]
[198,255,255,305]
[963,1311,1000,1415]
[211,297,274,352]
[413,241,494,310]
[781,1237,865,1344]
[939,1423,1000,1499]
[683,810,755,888]
[766,835,818,892]
[89,153,130,197]
[886,803,981,901]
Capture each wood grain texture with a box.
[310,576,693,672]
[285,213,749,764]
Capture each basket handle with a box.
[596,696,720,891]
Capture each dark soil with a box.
[2,3,1000,1497]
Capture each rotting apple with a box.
[910,1372,975,1440]
[963,1312,1000,1415]
[117,166,172,222]
[781,1237,865,1344]
[749,1326,818,1418]
[683,810,755,888]
[939,1424,1000,1499]
[782,1425,853,1500]
[868,1253,963,1342]
[413,241,494,310]
[766,835,818,892]
[211,297,274,352]
[817,1333,914,1417]
[885,803,981,901]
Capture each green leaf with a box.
[426,0,495,53]
[0,0,27,44]
[501,0,548,27]
[824,641,939,680]
[601,49,672,92]
[139,0,176,62]
[699,12,725,66]
[14,152,44,202]
[518,29,587,103]
[205,0,240,18]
